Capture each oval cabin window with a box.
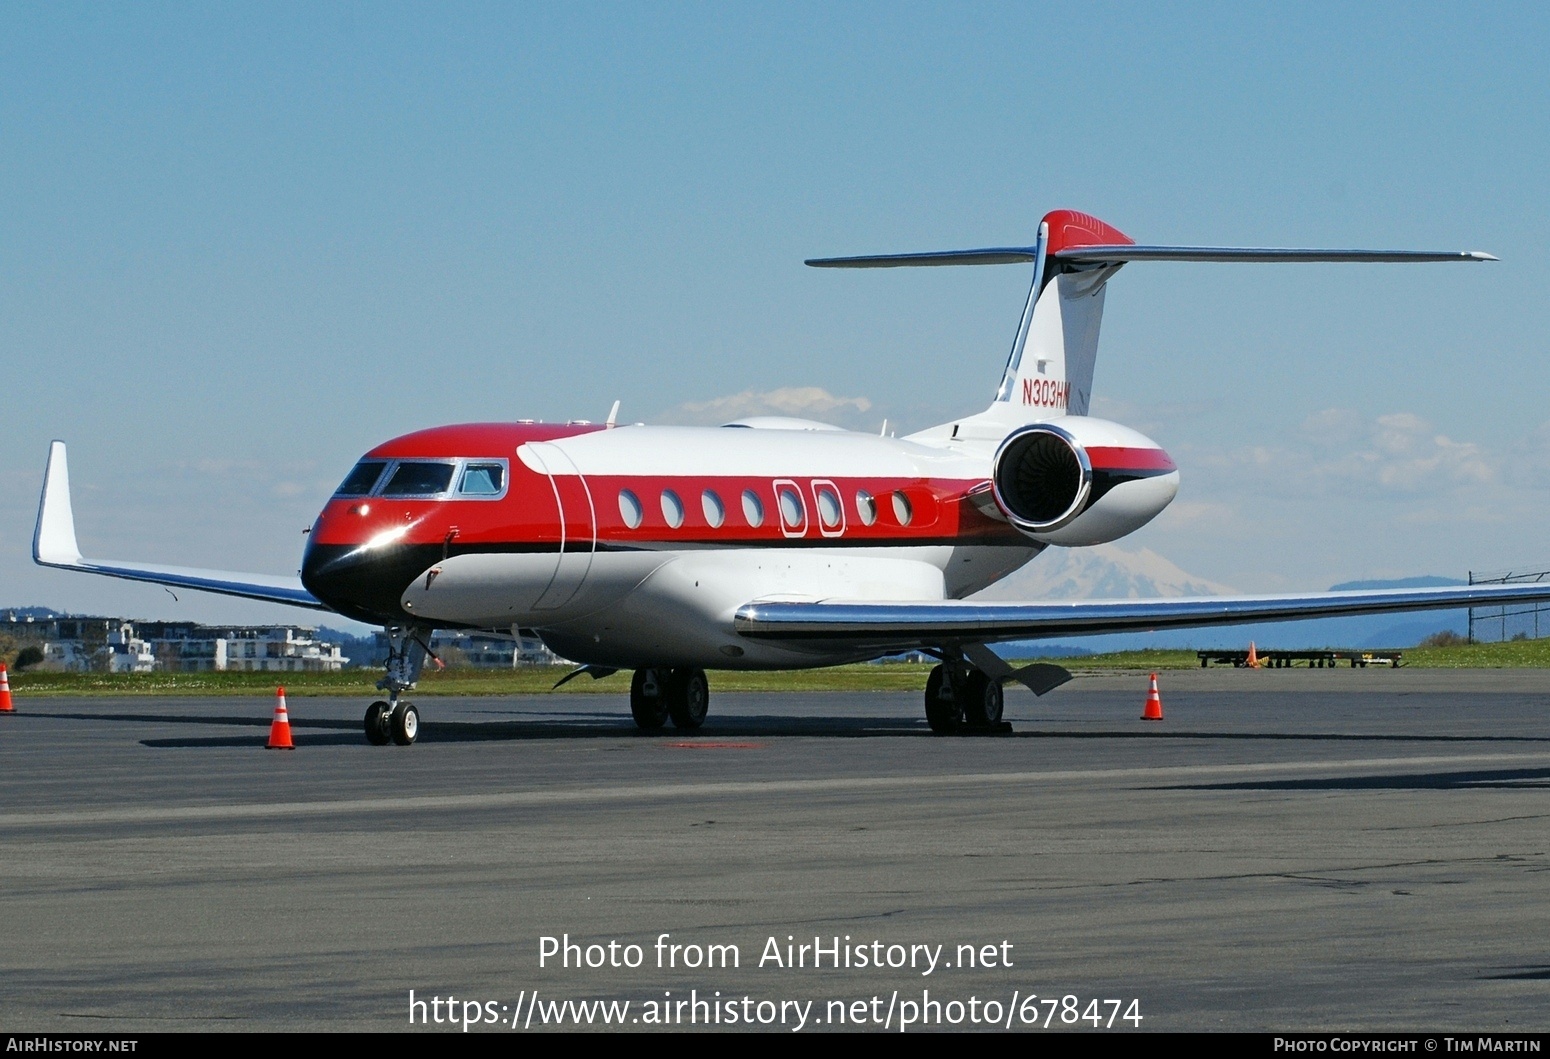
[661,490,685,529]
[741,489,765,527]
[855,490,877,526]
[778,486,804,529]
[892,490,913,526]
[816,487,842,530]
[702,489,725,528]
[618,490,643,529]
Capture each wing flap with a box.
[734,584,1550,651]
[33,441,326,611]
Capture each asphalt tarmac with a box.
[3,668,1549,1033]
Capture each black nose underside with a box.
[301,542,441,626]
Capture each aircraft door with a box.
[773,479,808,538]
[523,442,596,610]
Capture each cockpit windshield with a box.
[332,457,507,500]
[380,461,457,497]
[458,463,505,496]
[334,460,387,497]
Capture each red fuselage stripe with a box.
[1086,446,1176,472]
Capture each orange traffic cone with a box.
[1246,641,1261,669]
[0,664,13,713]
[266,687,294,749]
[1141,672,1163,720]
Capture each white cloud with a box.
[662,386,875,427]
[1190,409,1497,497]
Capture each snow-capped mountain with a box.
[971,544,1236,602]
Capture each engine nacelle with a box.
[990,417,1179,546]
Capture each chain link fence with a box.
[1469,567,1550,643]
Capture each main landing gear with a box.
[630,667,710,731]
[364,625,431,746]
[923,659,1007,735]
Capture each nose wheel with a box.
[365,700,391,745]
[364,699,419,745]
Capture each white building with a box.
[11,616,348,673]
[422,630,566,668]
[42,621,154,673]
[159,626,349,673]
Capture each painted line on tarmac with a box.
[3,751,1548,831]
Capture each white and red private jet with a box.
[34,210,1550,746]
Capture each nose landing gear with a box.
[364,625,430,746]
[630,667,710,731]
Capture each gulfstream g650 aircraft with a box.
[35,210,1550,746]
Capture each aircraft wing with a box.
[33,441,327,611]
[732,584,1550,654]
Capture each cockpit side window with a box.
[458,463,506,496]
[334,460,387,497]
[380,461,456,497]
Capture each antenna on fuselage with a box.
[606,400,621,428]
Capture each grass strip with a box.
[7,638,1550,697]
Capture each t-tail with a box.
[808,209,1496,436]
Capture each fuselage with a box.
[299,418,1173,669]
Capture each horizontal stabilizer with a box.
[807,246,1495,269]
[33,441,326,611]
[806,248,1037,268]
[1054,246,1498,264]
[734,583,1550,652]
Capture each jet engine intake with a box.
[990,418,1178,546]
[992,424,1090,533]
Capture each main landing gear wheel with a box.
[364,700,392,745]
[630,668,669,731]
[960,669,1004,728]
[390,701,419,745]
[666,667,709,730]
[924,664,960,734]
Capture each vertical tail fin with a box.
[805,209,1133,429]
[991,210,1133,420]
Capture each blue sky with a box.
[3,2,1548,630]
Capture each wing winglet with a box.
[34,441,83,566]
[32,442,328,611]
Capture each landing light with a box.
[360,524,413,552]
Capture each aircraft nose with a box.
[301,533,437,627]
